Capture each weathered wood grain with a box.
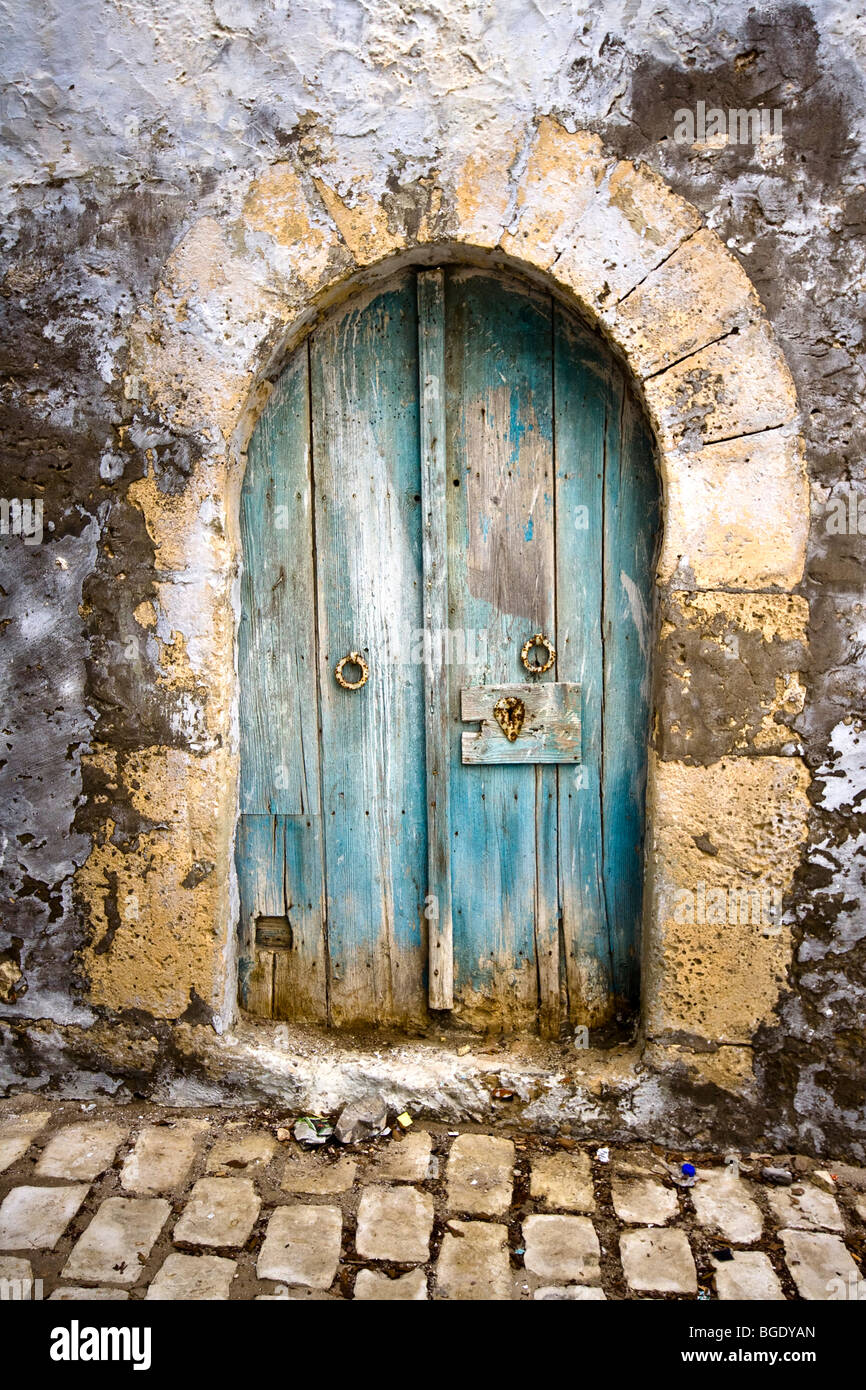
[460,682,581,763]
[238,351,320,815]
[602,386,659,1006]
[418,269,454,1009]
[235,814,284,1017]
[535,759,561,1038]
[444,269,556,1030]
[554,306,616,1026]
[272,813,328,1022]
[310,276,428,1027]
[236,348,327,1020]
[236,264,659,1034]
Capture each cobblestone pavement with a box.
[0,1098,864,1301]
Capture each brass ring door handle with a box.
[334,651,369,689]
[521,632,556,674]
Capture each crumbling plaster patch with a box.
[644,755,812,1045]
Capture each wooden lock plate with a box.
[460,683,582,765]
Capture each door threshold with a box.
[155,1015,754,1145]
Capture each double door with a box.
[236,266,658,1034]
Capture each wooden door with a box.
[236,266,659,1033]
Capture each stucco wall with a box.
[0,0,863,1155]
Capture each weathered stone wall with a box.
[0,1,863,1156]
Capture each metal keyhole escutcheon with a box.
[493,695,526,742]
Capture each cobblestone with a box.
[0,1254,32,1283]
[713,1251,784,1301]
[435,1220,512,1300]
[282,1154,357,1194]
[206,1131,276,1174]
[146,1252,237,1300]
[529,1151,594,1211]
[534,1284,607,1299]
[0,1112,51,1173]
[354,1268,428,1300]
[173,1178,260,1247]
[780,1230,860,1300]
[692,1169,764,1244]
[355,1185,433,1263]
[1,1097,863,1301]
[446,1134,514,1216]
[49,1286,130,1299]
[121,1122,204,1195]
[523,1214,601,1283]
[62,1197,170,1285]
[611,1177,677,1227]
[257,1204,342,1288]
[0,1185,90,1251]
[767,1185,845,1233]
[35,1121,127,1182]
[366,1130,433,1183]
[620,1228,698,1294]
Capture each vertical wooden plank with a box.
[236,346,327,1021]
[418,268,454,1010]
[444,269,557,1031]
[311,276,428,1027]
[272,814,328,1022]
[535,761,561,1037]
[238,352,320,816]
[554,307,616,1026]
[236,814,284,1018]
[602,388,659,1008]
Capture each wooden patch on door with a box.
[255,916,293,951]
[460,683,582,764]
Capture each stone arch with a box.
[80,119,810,1064]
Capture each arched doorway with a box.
[236,264,659,1035]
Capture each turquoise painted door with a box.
[236,266,659,1034]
